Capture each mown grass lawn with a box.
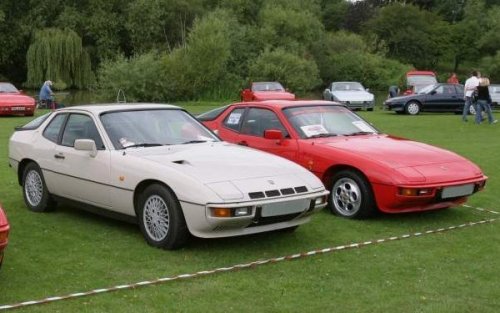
[0,104,499,312]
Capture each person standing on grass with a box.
[39,80,54,109]
[447,73,459,84]
[463,71,480,122]
[475,77,497,124]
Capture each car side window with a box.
[241,108,289,137]
[223,108,245,131]
[42,113,67,143]
[434,86,444,94]
[61,114,105,150]
[443,85,455,94]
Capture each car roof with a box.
[53,103,181,114]
[231,100,339,109]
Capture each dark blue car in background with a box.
[384,83,474,115]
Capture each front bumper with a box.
[342,101,374,110]
[0,105,35,115]
[181,190,329,238]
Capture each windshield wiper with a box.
[181,140,213,144]
[308,133,337,138]
[123,143,164,149]
[343,131,375,136]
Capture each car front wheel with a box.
[22,162,56,212]
[329,170,376,219]
[405,101,421,115]
[137,184,189,249]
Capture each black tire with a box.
[367,108,374,111]
[328,170,376,219]
[137,184,189,249]
[405,101,421,115]
[22,162,56,212]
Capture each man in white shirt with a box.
[463,70,480,122]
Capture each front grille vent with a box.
[248,186,308,199]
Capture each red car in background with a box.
[0,204,9,269]
[403,71,438,95]
[240,82,295,102]
[199,100,487,218]
[0,82,36,116]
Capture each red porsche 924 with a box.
[199,100,487,218]
[0,82,36,116]
[240,82,295,102]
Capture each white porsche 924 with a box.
[9,104,328,249]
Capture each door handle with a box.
[237,141,248,146]
[54,153,65,159]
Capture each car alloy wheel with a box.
[405,102,420,115]
[329,170,376,219]
[143,195,170,242]
[25,170,43,207]
[138,184,189,249]
[22,162,55,212]
[332,177,362,217]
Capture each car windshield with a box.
[332,82,364,91]
[100,109,219,149]
[283,105,378,139]
[407,75,437,86]
[0,83,20,93]
[418,84,439,94]
[252,82,285,92]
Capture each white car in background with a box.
[323,81,375,111]
[489,84,500,108]
[9,104,328,249]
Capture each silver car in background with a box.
[323,81,375,111]
[489,84,500,109]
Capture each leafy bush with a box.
[248,48,321,94]
[98,53,167,102]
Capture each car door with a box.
[423,85,456,111]
[236,107,298,161]
[51,113,112,208]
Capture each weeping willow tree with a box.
[26,28,94,89]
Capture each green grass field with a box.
[0,105,499,312]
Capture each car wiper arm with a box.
[123,143,164,149]
[343,131,375,136]
[181,140,212,144]
[308,133,337,138]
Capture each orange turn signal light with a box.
[212,208,232,218]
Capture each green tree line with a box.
[0,0,499,101]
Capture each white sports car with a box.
[323,81,375,111]
[9,104,328,249]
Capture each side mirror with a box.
[430,90,437,95]
[74,139,97,158]
[263,129,283,140]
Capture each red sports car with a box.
[199,101,487,218]
[0,82,36,116]
[0,204,9,269]
[240,82,295,102]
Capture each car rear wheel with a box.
[329,170,376,219]
[469,105,476,115]
[405,101,421,115]
[137,184,189,249]
[22,162,56,212]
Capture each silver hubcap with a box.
[407,103,419,115]
[143,195,170,241]
[25,170,43,207]
[470,105,476,115]
[332,177,362,216]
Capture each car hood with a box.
[332,91,374,101]
[0,93,36,105]
[314,135,483,181]
[126,141,322,187]
[386,94,422,103]
[253,91,295,101]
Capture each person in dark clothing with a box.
[388,85,399,98]
[475,77,497,124]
